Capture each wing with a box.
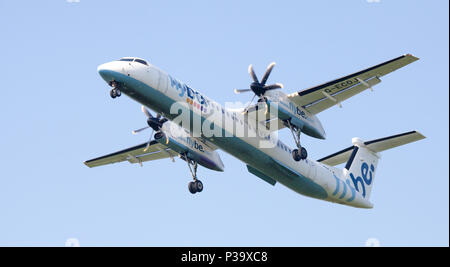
[287,54,419,115]
[318,131,425,166]
[84,140,178,168]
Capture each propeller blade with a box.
[234,89,252,94]
[264,83,284,90]
[141,105,153,118]
[260,62,276,85]
[143,129,154,152]
[132,126,149,134]
[248,64,259,83]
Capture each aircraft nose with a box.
[97,62,121,83]
[97,63,111,80]
[97,63,106,74]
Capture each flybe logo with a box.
[288,102,308,120]
[169,75,209,112]
[349,162,374,198]
[186,137,204,152]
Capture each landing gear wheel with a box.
[286,120,308,161]
[185,157,204,194]
[110,89,117,98]
[300,147,308,160]
[195,180,203,193]
[188,181,197,194]
[292,149,302,162]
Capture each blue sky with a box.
[0,0,448,246]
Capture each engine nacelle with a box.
[264,93,326,140]
[154,132,224,171]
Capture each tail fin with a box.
[344,143,379,199]
[318,131,426,200]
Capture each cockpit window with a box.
[134,59,148,66]
[118,57,149,66]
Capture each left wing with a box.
[84,141,178,168]
[288,54,419,115]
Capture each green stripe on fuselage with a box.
[105,70,328,200]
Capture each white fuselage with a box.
[98,59,373,208]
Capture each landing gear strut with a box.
[286,120,308,161]
[185,155,203,194]
[109,81,122,99]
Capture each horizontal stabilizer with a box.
[318,131,425,166]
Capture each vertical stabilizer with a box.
[344,138,379,200]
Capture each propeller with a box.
[132,106,168,151]
[234,62,283,113]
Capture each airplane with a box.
[85,54,425,208]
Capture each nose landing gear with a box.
[184,155,204,194]
[286,120,308,161]
[109,81,122,99]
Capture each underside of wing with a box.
[84,141,178,168]
[239,103,289,133]
[288,54,419,115]
[318,131,425,166]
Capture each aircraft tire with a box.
[292,149,302,162]
[195,180,203,193]
[300,147,308,160]
[188,181,197,194]
[110,89,116,98]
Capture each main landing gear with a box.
[184,155,204,194]
[286,120,308,161]
[109,81,122,99]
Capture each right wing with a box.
[287,54,419,115]
[84,141,178,168]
